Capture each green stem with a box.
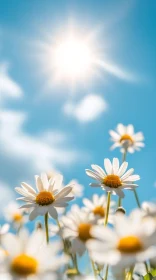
[118,197,122,207]
[57,219,79,274]
[133,189,141,208]
[73,254,79,273]
[103,193,111,280]
[44,213,49,244]
[118,149,127,207]
[144,261,149,274]
[104,265,109,280]
[91,259,97,279]
[125,267,134,280]
[122,149,127,162]
[56,218,66,250]
[104,192,111,226]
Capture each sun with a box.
[53,36,93,81]
[34,23,134,89]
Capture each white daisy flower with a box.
[83,194,115,224]
[15,173,74,221]
[86,158,140,198]
[4,202,27,227]
[109,123,144,153]
[1,229,68,279]
[87,210,156,268]
[63,205,96,256]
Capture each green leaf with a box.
[151,269,156,277]
[144,273,155,280]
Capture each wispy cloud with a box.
[63,94,108,122]
[96,60,138,83]
[0,110,81,175]
[0,63,23,103]
[0,181,15,216]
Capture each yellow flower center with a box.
[120,134,133,144]
[36,191,55,206]
[13,213,23,222]
[117,235,143,253]
[103,175,122,188]
[78,223,92,242]
[93,206,105,217]
[11,254,38,276]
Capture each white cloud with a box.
[63,94,107,122]
[0,181,15,216]
[0,110,81,174]
[0,63,23,103]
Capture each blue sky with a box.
[0,0,156,220]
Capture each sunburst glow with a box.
[34,23,135,89]
[53,36,93,80]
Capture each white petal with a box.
[48,206,58,219]
[117,162,128,177]
[114,189,125,198]
[89,183,101,187]
[112,158,119,174]
[29,208,39,221]
[135,142,145,147]
[19,203,36,209]
[126,124,134,135]
[1,224,10,235]
[104,159,112,174]
[21,182,36,195]
[86,169,102,181]
[121,168,134,180]
[15,187,34,198]
[124,175,140,182]
[35,176,44,192]
[55,187,72,199]
[91,165,106,177]
[133,132,144,141]
[2,233,21,257]
[83,198,94,210]
[41,173,49,190]
[116,123,125,135]
[26,230,44,256]
[110,143,121,150]
[109,130,120,140]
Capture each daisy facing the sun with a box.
[62,205,97,256]
[86,158,140,199]
[15,173,74,243]
[1,229,68,279]
[83,194,115,225]
[87,210,156,269]
[109,124,144,154]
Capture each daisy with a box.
[83,194,115,224]
[4,202,27,228]
[87,210,156,268]
[1,229,68,279]
[109,123,144,153]
[63,205,96,256]
[15,173,74,221]
[86,158,140,198]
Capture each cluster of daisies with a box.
[0,124,155,280]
